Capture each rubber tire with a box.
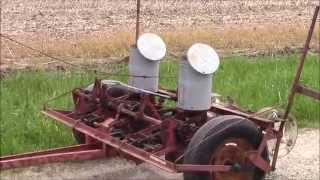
[183,115,268,180]
[73,129,86,144]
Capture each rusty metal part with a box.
[0,144,105,170]
[211,103,276,128]
[176,164,232,172]
[211,138,255,180]
[41,109,177,173]
[295,84,320,100]
[284,5,320,119]
[271,5,320,170]
[135,0,141,44]
[118,106,162,125]
[256,107,298,158]
[0,78,273,175]
[248,125,274,172]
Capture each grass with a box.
[1,23,318,59]
[1,54,319,156]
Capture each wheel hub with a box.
[210,138,255,180]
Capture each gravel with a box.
[1,129,319,180]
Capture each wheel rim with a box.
[210,138,255,180]
[256,107,298,157]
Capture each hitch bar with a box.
[0,144,105,170]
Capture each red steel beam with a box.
[0,144,106,170]
[211,104,274,128]
[0,144,99,161]
[42,109,270,173]
[176,164,231,172]
[284,5,319,118]
[271,6,320,170]
[42,109,178,173]
[295,84,320,100]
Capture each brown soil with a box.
[1,0,319,73]
[1,0,318,39]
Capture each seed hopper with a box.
[1,3,319,180]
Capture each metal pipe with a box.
[107,80,173,99]
[271,6,319,170]
[135,0,141,44]
[284,5,319,120]
[0,144,105,170]
[103,98,162,125]
[176,164,231,172]
[119,107,162,125]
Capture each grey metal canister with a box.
[177,57,213,110]
[128,33,166,92]
[177,43,220,111]
[128,46,160,92]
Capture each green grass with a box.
[1,54,319,156]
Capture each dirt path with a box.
[1,129,319,180]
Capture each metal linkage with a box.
[1,77,275,174]
[135,0,141,44]
[285,5,320,118]
[271,6,320,170]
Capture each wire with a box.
[0,33,178,79]
[1,33,82,67]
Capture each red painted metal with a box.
[295,84,320,100]
[211,103,275,128]
[248,125,274,172]
[42,108,179,173]
[0,144,106,170]
[38,78,274,174]
[176,164,232,172]
[0,77,276,174]
[271,5,320,170]
[2,3,318,178]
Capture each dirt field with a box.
[1,0,318,38]
[1,129,319,180]
[1,0,319,71]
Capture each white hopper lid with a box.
[187,43,220,74]
[137,33,166,61]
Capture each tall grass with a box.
[0,54,319,156]
[1,23,318,59]
[158,54,320,125]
